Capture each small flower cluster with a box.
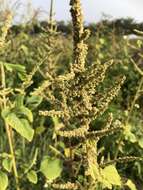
[0,10,12,49]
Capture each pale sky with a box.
[30,0,143,22]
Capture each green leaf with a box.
[0,171,8,190]
[2,158,12,172]
[40,157,62,181]
[102,165,121,187]
[4,63,26,73]
[5,113,34,142]
[128,133,137,143]
[26,96,43,109]
[89,164,102,181]
[1,108,11,119]
[102,178,112,189]
[17,107,33,123]
[15,95,24,107]
[18,72,27,81]
[138,138,143,148]
[3,62,27,81]
[27,170,38,184]
[14,96,33,122]
[35,126,45,135]
[0,153,12,159]
[20,119,34,141]
[124,124,137,143]
[125,179,137,190]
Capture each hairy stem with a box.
[1,63,20,190]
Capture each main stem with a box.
[1,63,20,190]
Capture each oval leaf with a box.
[40,157,62,181]
[27,170,38,184]
[26,96,43,109]
[2,158,12,172]
[0,171,8,190]
[5,113,34,142]
[20,119,34,141]
[102,165,121,187]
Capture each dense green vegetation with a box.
[0,0,143,189]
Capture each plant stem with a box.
[5,124,20,190]
[0,63,20,190]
